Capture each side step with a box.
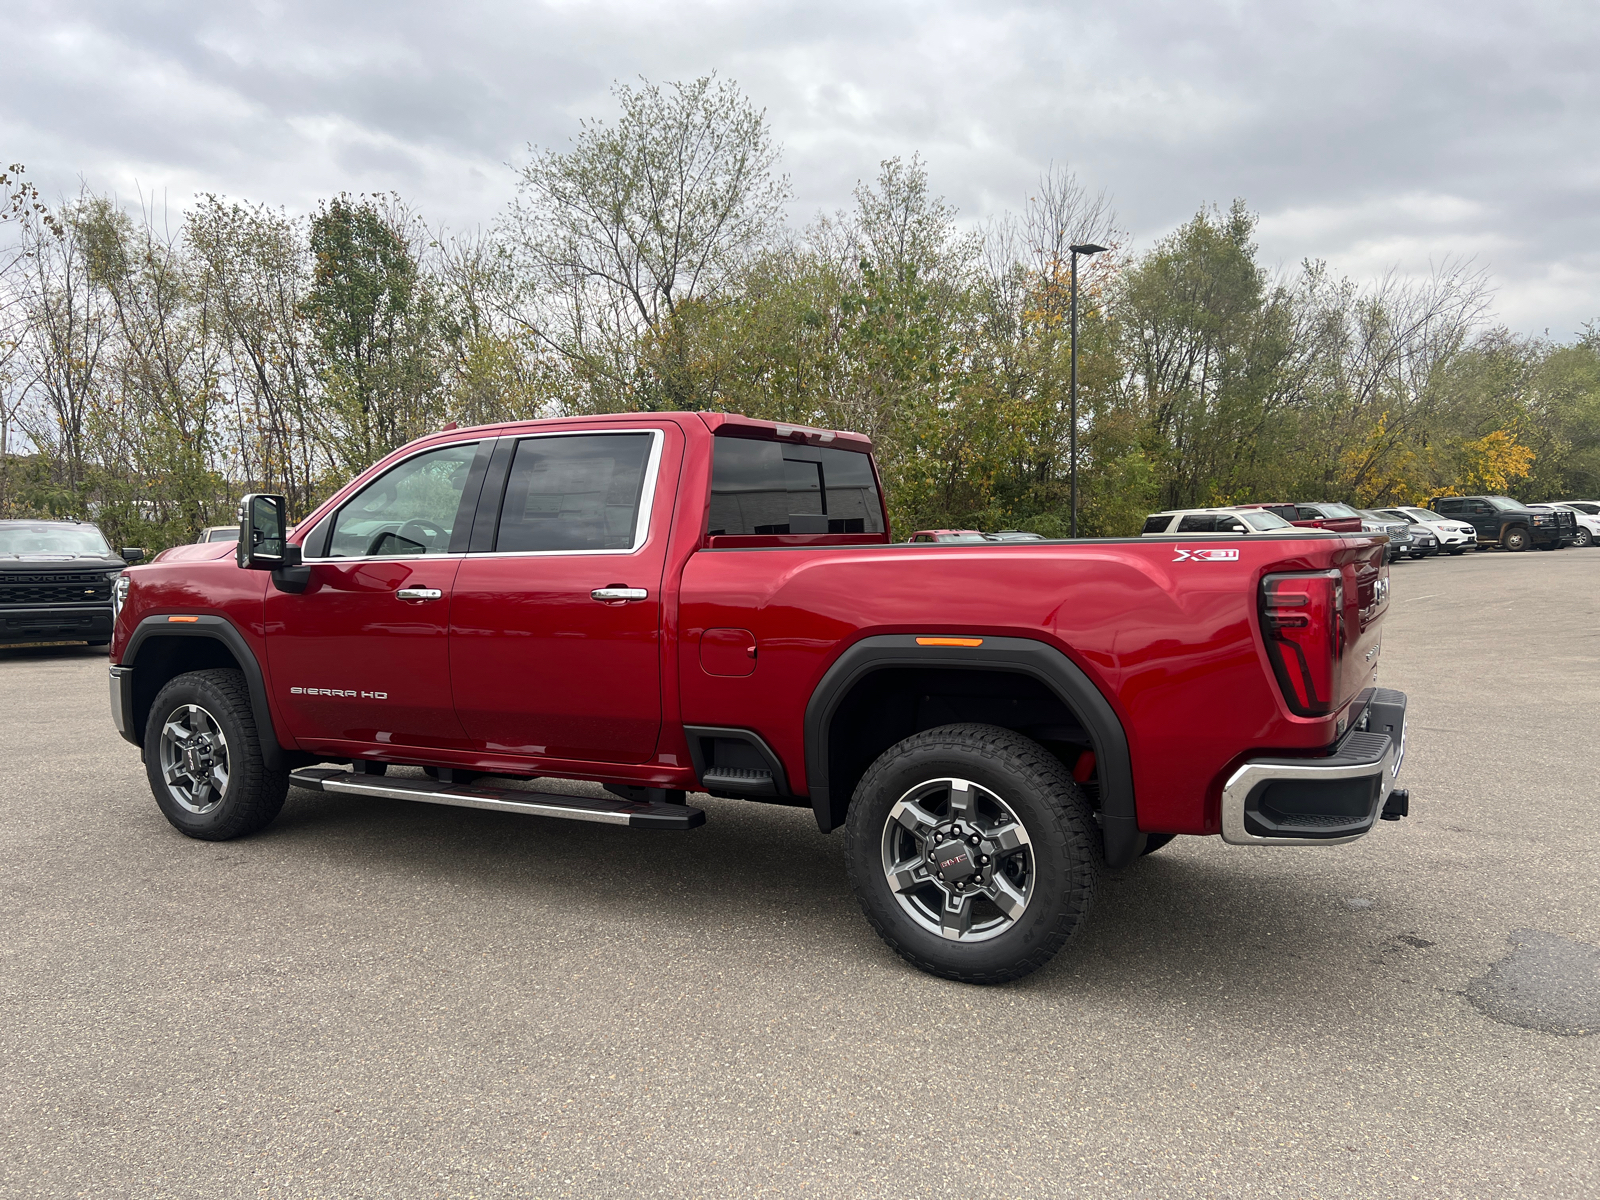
[289,767,705,830]
[700,766,776,796]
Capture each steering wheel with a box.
[396,518,445,552]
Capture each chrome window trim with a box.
[301,428,665,564]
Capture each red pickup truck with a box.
[108,413,1410,983]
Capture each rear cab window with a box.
[707,435,887,546]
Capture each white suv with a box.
[1379,507,1478,556]
[1140,508,1298,535]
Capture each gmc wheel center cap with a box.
[932,838,977,883]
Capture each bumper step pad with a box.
[289,767,705,830]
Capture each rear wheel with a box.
[1503,526,1529,551]
[843,723,1101,984]
[144,669,288,840]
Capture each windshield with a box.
[1240,510,1292,530]
[1317,503,1361,518]
[1486,497,1523,511]
[0,523,113,557]
[1565,501,1600,515]
[1399,507,1441,522]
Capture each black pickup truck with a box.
[0,520,142,647]
[1428,496,1567,552]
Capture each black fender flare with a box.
[120,614,290,771]
[803,634,1143,868]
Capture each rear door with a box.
[448,424,677,765]
[1460,498,1497,541]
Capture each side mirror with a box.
[237,493,293,570]
[120,547,144,564]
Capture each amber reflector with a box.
[915,636,984,647]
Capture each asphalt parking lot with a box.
[2,549,1596,1199]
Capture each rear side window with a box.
[494,433,654,553]
[1141,515,1171,534]
[708,437,884,536]
[1435,498,1461,513]
[1176,514,1216,532]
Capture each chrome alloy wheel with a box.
[158,703,232,815]
[880,777,1034,942]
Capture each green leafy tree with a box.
[304,195,445,471]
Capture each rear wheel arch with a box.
[121,616,291,771]
[803,635,1142,867]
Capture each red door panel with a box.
[447,424,679,765]
[265,558,468,749]
[449,556,666,761]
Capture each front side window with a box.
[708,437,884,536]
[494,432,654,553]
[1176,514,1216,532]
[1466,500,1493,514]
[327,442,480,558]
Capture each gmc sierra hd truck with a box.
[108,412,1410,983]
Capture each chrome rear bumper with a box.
[1221,688,1407,847]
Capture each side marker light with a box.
[916,637,984,647]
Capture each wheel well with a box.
[129,635,242,743]
[824,667,1097,814]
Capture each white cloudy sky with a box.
[3,0,1596,336]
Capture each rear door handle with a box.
[591,587,647,603]
[396,587,443,601]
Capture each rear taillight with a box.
[1260,570,1344,716]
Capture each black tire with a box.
[144,668,288,840]
[1141,833,1177,855]
[1503,526,1529,552]
[843,723,1101,984]
[1448,548,1466,556]
[1575,529,1594,548]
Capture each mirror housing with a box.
[237,494,293,570]
[120,547,145,564]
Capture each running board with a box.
[289,767,705,830]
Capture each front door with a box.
[266,440,484,754]
[449,425,676,765]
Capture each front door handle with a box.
[591,586,647,603]
[397,587,443,601]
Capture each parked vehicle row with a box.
[1140,495,1599,559]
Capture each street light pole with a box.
[1068,242,1107,539]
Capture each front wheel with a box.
[843,724,1102,984]
[1574,528,1594,548]
[144,669,288,840]
[1448,548,1467,556]
[1503,526,1529,551]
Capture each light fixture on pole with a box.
[1068,242,1107,539]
